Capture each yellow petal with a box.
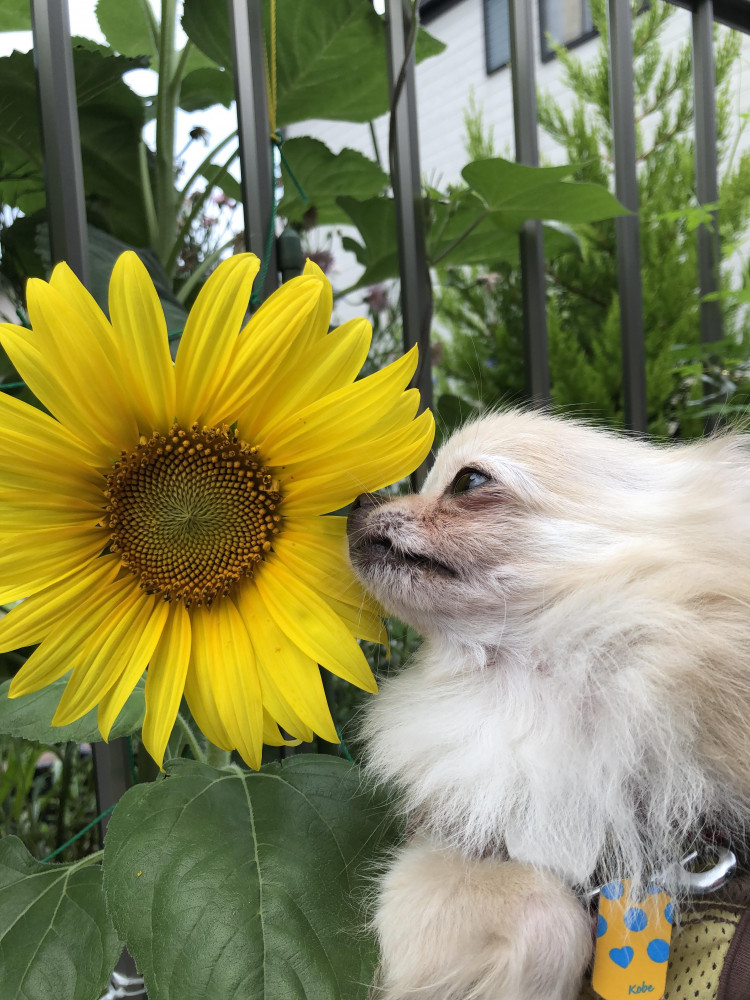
[272,525,375,609]
[141,601,192,768]
[24,278,139,451]
[0,554,120,653]
[0,458,106,505]
[252,318,372,439]
[323,593,387,645]
[193,599,264,769]
[207,275,323,428]
[299,258,333,343]
[258,345,419,466]
[174,253,260,426]
[254,559,377,694]
[262,710,300,747]
[0,527,107,604]
[0,328,110,461]
[108,251,175,433]
[281,408,435,516]
[183,604,239,754]
[0,504,101,531]
[52,588,150,725]
[0,488,104,511]
[49,262,115,348]
[9,576,140,697]
[97,596,168,741]
[236,582,337,743]
[0,388,102,468]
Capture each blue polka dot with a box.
[597,914,608,938]
[624,907,648,931]
[664,903,674,925]
[646,882,663,894]
[601,880,625,900]
[647,939,670,963]
[609,946,634,969]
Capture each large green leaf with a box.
[338,195,400,288]
[179,67,235,112]
[463,157,628,224]
[0,676,145,744]
[104,756,398,1000]
[182,0,444,126]
[279,137,388,226]
[338,192,580,290]
[0,47,149,245]
[0,0,30,31]
[0,838,121,1000]
[95,0,155,61]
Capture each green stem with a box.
[175,711,205,762]
[167,147,239,276]
[429,209,489,266]
[205,744,231,769]
[68,849,105,872]
[139,140,159,247]
[55,743,75,850]
[138,0,160,55]
[172,40,193,89]
[177,131,238,202]
[154,0,178,263]
[176,236,238,303]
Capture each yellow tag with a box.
[591,879,673,1000]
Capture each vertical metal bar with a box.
[31,0,139,987]
[607,0,647,434]
[508,0,550,405]
[30,0,88,283]
[228,0,278,301]
[385,0,433,486]
[692,0,722,345]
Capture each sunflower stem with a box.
[154,0,178,265]
[175,711,205,763]
[205,744,232,769]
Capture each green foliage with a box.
[103,756,397,1000]
[181,0,445,126]
[0,0,31,31]
[0,677,145,744]
[0,47,149,245]
[337,157,618,292]
[0,737,97,862]
[0,838,121,1000]
[280,137,389,227]
[438,2,750,436]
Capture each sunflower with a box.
[0,253,433,768]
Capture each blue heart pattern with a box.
[610,946,635,968]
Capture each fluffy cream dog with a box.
[346,409,750,1000]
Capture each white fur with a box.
[348,410,750,999]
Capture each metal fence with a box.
[19,0,750,990]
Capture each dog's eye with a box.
[452,468,490,495]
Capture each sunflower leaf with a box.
[0,0,31,30]
[279,137,388,227]
[0,677,145,744]
[181,0,444,126]
[0,837,121,1000]
[103,755,399,1000]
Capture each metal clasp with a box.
[678,844,737,895]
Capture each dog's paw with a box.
[371,837,592,1000]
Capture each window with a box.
[540,0,597,61]
[484,0,511,74]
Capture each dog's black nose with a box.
[350,492,380,515]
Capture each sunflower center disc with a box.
[105,424,281,606]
